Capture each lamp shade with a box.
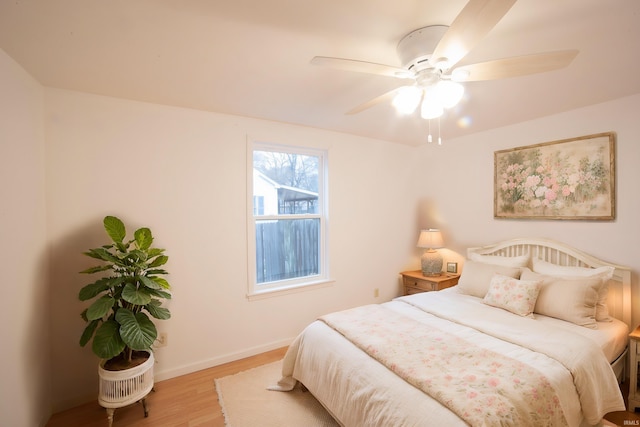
[416,229,444,249]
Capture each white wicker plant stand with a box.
[98,352,155,427]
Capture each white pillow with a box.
[521,269,601,328]
[483,274,542,318]
[531,258,614,321]
[457,260,522,298]
[469,252,530,268]
[531,258,614,279]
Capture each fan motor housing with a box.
[397,25,449,73]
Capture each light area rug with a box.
[215,361,339,427]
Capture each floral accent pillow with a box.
[483,274,542,318]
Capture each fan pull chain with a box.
[427,120,433,143]
[438,118,442,145]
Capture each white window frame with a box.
[247,140,331,299]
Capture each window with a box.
[247,142,329,297]
[253,196,264,216]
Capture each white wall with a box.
[0,50,50,426]
[415,94,640,325]
[44,88,420,410]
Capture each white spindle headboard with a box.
[467,238,632,330]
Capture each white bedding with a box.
[439,286,629,364]
[532,306,628,363]
[274,289,626,427]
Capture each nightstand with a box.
[400,270,460,295]
[629,326,640,411]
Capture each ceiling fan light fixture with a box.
[420,94,444,120]
[392,86,423,114]
[311,0,578,139]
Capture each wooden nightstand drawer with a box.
[404,285,428,295]
[400,271,460,296]
[403,278,436,292]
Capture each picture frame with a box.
[494,132,615,220]
[446,262,458,274]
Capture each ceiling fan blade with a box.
[451,50,579,81]
[346,87,403,115]
[431,0,516,69]
[311,56,413,79]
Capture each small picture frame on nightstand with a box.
[446,262,458,274]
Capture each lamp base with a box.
[421,250,443,276]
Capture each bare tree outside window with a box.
[254,151,319,192]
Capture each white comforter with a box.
[273,291,625,427]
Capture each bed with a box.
[271,238,633,427]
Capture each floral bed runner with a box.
[319,304,568,427]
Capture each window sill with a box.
[247,278,335,301]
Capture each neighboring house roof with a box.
[254,169,279,187]
[254,169,318,202]
[277,185,318,202]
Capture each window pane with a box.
[255,218,320,284]
[253,196,264,215]
[253,150,319,216]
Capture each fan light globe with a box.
[420,92,443,119]
[392,86,422,114]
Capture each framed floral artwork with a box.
[494,132,615,220]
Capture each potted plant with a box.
[78,215,171,425]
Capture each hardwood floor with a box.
[47,345,640,427]
[45,347,287,427]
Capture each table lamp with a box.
[417,229,444,276]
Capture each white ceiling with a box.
[1,0,639,145]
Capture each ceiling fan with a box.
[311,0,578,123]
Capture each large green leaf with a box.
[148,255,168,268]
[147,288,172,299]
[116,309,157,351]
[86,295,115,320]
[106,276,129,288]
[122,283,152,305]
[134,227,153,250]
[104,216,126,243]
[152,277,171,290]
[147,248,165,258]
[139,275,162,290]
[79,319,100,347]
[92,320,126,359]
[83,247,119,264]
[78,278,111,301]
[146,300,171,320]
